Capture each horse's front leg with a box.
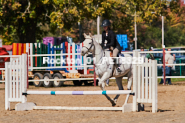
[98,72,116,106]
[98,72,109,90]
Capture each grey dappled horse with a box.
[81,33,133,106]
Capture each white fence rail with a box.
[1,50,185,83]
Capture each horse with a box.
[81,33,133,106]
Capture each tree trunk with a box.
[17,19,26,43]
[25,19,37,43]
[17,18,37,43]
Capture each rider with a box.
[101,19,123,72]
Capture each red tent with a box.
[2,45,12,51]
[0,47,10,69]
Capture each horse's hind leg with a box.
[113,77,124,103]
[100,88,116,106]
[103,93,117,106]
[114,76,133,105]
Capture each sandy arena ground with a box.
[0,81,185,123]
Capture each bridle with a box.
[82,37,104,64]
[82,38,95,56]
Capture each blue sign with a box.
[116,34,128,51]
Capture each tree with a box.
[0,0,54,43]
[165,24,185,46]
[0,0,182,45]
[132,0,185,48]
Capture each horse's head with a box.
[81,33,94,56]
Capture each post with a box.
[97,16,100,36]
[78,22,82,43]
[22,54,28,103]
[94,64,96,86]
[155,60,158,112]
[94,15,100,86]
[134,7,137,50]
[163,45,166,85]
[72,43,76,71]
[132,50,138,111]
[0,39,2,47]
[84,54,87,74]
[5,62,9,110]
[180,59,182,76]
[26,53,29,88]
[30,43,33,71]
[162,16,164,47]
[152,60,158,113]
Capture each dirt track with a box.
[0,82,185,123]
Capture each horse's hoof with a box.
[110,99,116,106]
[111,102,116,106]
[112,103,116,106]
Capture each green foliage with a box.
[0,0,183,45]
[137,25,162,49]
[164,24,185,47]
[137,23,185,49]
[0,0,54,43]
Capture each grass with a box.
[111,78,185,84]
[158,78,185,83]
[171,78,185,82]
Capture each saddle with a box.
[110,51,113,57]
[109,49,124,57]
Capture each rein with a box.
[82,38,104,64]
[82,38,94,56]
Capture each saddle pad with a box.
[119,53,124,57]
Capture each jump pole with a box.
[33,106,124,111]
[23,90,134,95]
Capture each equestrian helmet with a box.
[101,19,111,27]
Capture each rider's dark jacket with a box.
[101,30,122,51]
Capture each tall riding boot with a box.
[113,58,122,72]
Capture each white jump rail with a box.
[5,51,158,113]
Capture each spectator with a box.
[159,48,175,85]
[140,47,144,52]
[140,47,146,58]
[143,47,154,78]
[146,47,155,60]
